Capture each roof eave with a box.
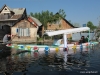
[0,19,17,21]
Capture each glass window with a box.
[17,28,30,37]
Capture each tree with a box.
[87,21,97,31]
[30,9,66,29]
[58,9,66,18]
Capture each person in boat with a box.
[98,36,100,43]
[85,35,89,42]
[3,34,12,44]
[79,36,86,44]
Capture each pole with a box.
[63,34,68,51]
[63,34,68,64]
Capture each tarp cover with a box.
[45,27,90,36]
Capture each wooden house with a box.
[44,18,76,38]
[0,4,42,43]
[0,4,27,40]
[11,16,42,43]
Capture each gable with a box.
[0,6,11,14]
[62,18,75,28]
[13,19,36,28]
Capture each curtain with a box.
[18,28,30,37]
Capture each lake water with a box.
[0,43,100,75]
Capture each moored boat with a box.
[6,27,99,54]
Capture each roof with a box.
[12,17,39,28]
[12,8,25,15]
[29,16,42,26]
[55,12,76,28]
[46,27,90,36]
[27,17,38,27]
[0,19,17,21]
[62,18,76,28]
[10,14,22,19]
[0,4,25,20]
[0,4,13,13]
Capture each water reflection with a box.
[0,44,100,75]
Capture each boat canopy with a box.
[45,27,90,36]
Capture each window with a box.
[4,8,7,10]
[17,28,30,37]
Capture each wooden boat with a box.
[6,27,99,54]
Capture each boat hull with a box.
[6,42,98,55]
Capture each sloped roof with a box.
[0,4,13,13]
[12,8,25,15]
[10,14,22,19]
[12,16,40,28]
[55,12,76,28]
[0,4,25,20]
[62,18,76,28]
[29,16,42,26]
[28,17,38,27]
[10,8,25,20]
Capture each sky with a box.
[0,0,100,26]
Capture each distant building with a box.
[0,4,42,43]
[44,17,76,38]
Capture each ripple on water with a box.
[0,44,100,75]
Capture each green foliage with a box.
[68,37,72,40]
[30,9,66,29]
[87,21,97,31]
[55,28,58,31]
[37,37,43,41]
[58,9,66,18]
[68,37,72,43]
[44,36,51,39]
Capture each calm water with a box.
[0,43,100,75]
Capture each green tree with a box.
[87,21,97,31]
[58,9,66,18]
[30,9,66,29]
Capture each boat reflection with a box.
[0,44,96,75]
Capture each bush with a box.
[37,37,43,41]
[68,37,72,42]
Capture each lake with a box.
[0,43,100,75]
